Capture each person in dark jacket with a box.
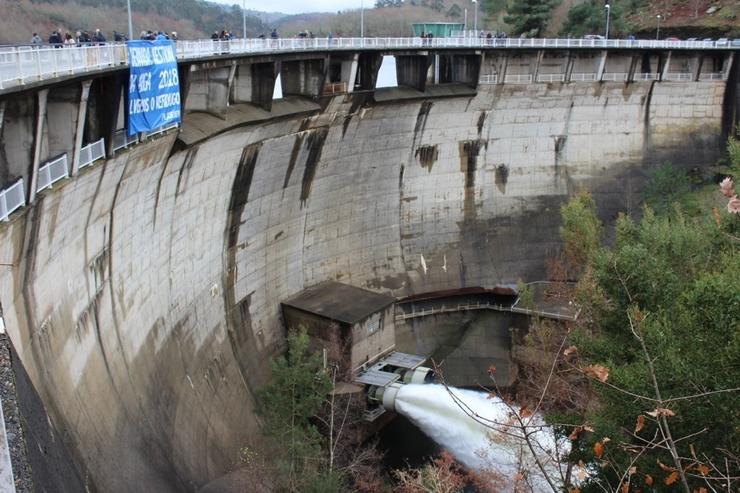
[91,29,106,44]
[48,31,63,46]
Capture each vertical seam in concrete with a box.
[29,89,48,203]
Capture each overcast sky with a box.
[212,0,365,15]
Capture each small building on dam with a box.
[0,37,737,491]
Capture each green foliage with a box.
[257,329,338,492]
[559,191,602,270]
[560,0,633,38]
[503,0,560,37]
[566,202,740,491]
[728,135,740,176]
[642,162,699,216]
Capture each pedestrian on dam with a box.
[30,33,42,45]
[48,31,62,47]
[64,33,76,46]
[92,29,106,44]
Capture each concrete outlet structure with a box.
[0,43,737,491]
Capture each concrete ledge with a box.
[179,96,321,146]
[374,83,477,103]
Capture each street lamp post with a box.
[464,8,468,33]
[472,0,478,33]
[242,0,247,39]
[126,0,133,40]
[656,14,662,40]
[361,0,365,38]
[605,4,611,40]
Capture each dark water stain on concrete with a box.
[283,133,305,189]
[365,274,406,291]
[399,164,405,190]
[174,147,198,197]
[459,140,485,220]
[494,164,509,194]
[477,111,487,136]
[415,145,438,172]
[227,143,262,249]
[642,81,656,162]
[342,114,353,138]
[223,141,265,397]
[298,116,313,132]
[413,101,433,137]
[300,127,329,206]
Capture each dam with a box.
[0,37,737,491]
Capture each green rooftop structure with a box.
[411,22,464,37]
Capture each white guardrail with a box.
[0,179,25,221]
[78,138,105,170]
[112,128,139,152]
[36,154,68,193]
[0,36,735,91]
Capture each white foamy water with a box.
[393,384,569,491]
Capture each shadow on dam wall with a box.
[0,79,733,491]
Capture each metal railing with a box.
[634,72,659,81]
[78,138,105,170]
[1,36,735,92]
[478,73,498,84]
[664,72,693,81]
[570,73,597,82]
[112,129,139,152]
[698,72,726,81]
[537,73,566,83]
[146,122,179,139]
[0,44,126,90]
[504,73,532,84]
[36,154,68,192]
[323,81,347,94]
[0,179,25,221]
[395,301,510,321]
[601,72,628,82]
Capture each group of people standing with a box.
[140,31,177,41]
[30,29,125,46]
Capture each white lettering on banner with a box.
[129,47,153,67]
[151,46,176,64]
[126,40,181,134]
[154,92,180,109]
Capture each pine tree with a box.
[503,0,560,37]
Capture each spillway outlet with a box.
[353,351,435,422]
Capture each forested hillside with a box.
[1,0,737,44]
[0,0,267,44]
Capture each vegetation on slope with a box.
[515,140,740,492]
[0,0,267,44]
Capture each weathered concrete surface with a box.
[0,80,729,492]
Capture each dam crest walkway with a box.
[1,36,736,92]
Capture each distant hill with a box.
[2,0,736,45]
[0,0,268,44]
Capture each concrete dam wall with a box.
[0,78,729,491]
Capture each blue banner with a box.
[127,40,181,135]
